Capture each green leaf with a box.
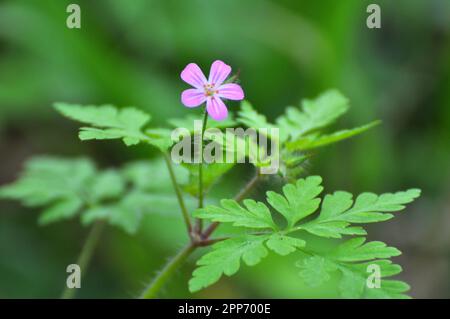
[82,192,143,234]
[266,234,305,256]
[297,256,337,287]
[190,174,419,297]
[189,235,269,292]
[343,189,421,223]
[338,267,366,298]
[296,240,409,298]
[364,280,410,299]
[286,121,381,151]
[88,170,125,203]
[145,128,174,151]
[337,260,409,298]
[266,176,323,228]
[276,89,349,139]
[329,237,401,262]
[194,199,277,230]
[0,157,96,223]
[54,103,152,147]
[300,189,421,238]
[38,197,83,225]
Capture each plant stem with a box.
[60,221,105,299]
[196,109,209,233]
[139,243,196,299]
[163,153,192,236]
[139,170,261,299]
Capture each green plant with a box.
[0,89,420,298]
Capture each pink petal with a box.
[208,60,231,87]
[206,97,228,121]
[181,89,206,108]
[180,63,207,89]
[217,83,244,100]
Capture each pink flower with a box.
[180,60,244,121]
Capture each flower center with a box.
[204,83,218,97]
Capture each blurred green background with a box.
[0,0,449,298]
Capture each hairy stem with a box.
[195,109,209,233]
[139,243,196,299]
[139,170,261,299]
[163,153,192,236]
[60,221,105,299]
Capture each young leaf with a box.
[194,199,277,230]
[266,176,323,228]
[276,89,349,139]
[189,235,269,292]
[286,121,381,151]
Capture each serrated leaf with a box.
[338,267,366,298]
[300,189,421,238]
[364,280,410,299]
[54,103,154,147]
[266,176,323,228]
[286,121,381,151]
[82,195,141,234]
[296,246,410,298]
[145,128,174,151]
[276,89,349,139]
[189,235,269,292]
[329,237,401,262]
[338,261,409,299]
[194,199,277,230]
[348,259,402,278]
[88,170,125,203]
[266,234,305,256]
[0,157,96,224]
[341,189,421,223]
[38,197,83,225]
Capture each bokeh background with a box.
[0,0,449,298]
